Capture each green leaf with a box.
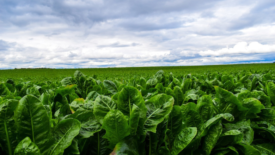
[48,119,81,155]
[171,127,197,155]
[184,89,199,102]
[144,94,174,133]
[117,86,146,118]
[102,110,130,146]
[155,83,164,93]
[74,70,85,81]
[61,77,74,86]
[181,102,203,129]
[182,78,192,92]
[203,113,234,133]
[251,91,272,108]
[110,137,140,155]
[152,119,169,154]
[93,95,116,124]
[70,98,85,112]
[235,143,260,155]
[139,77,147,89]
[214,86,247,115]
[86,91,99,101]
[40,93,51,106]
[253,121,275,132]
[0,83,11,96]
[26,86,41,97]
[56,85,77,96]
[253,127,275,143]
[213,146,239,155]
[149,131,161,155]
[165,88,175,99]
[167,105,183,144]
[0,99,18,155]
[75,111,102,138]
[6,79,15,85]
[14,95,51,154]
[117,86,147,137]
[202,121,223,155]
[196,95,214,122]
[217,130,243,147]
[237,89,251,102]
[172,78,181,87]
[267,82,275,105]
[14,137,41,155]
[129,104,140,135]
[253,143,275,155]
[79,131,111,155]
[103,80,118,95]
[173,86,184,105]
[146,78,158,88]
[224,120,254,145]
[240,98,265,119]
[258,108,275,120]
[64,139,80,155]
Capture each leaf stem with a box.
[4,120,12,155]
[149,134,151,155]
[98,132,100,155]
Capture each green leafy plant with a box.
[0,69,275,155]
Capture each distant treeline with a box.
[14,68,54,69]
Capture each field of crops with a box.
[1,64,275,154]
[1,63,275,82]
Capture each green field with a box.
[1,63,275,82]
[1,63,275,154]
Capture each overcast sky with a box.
[0,0,275,68]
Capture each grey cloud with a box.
[118,16,183,31]
[221,1,275,31]
[1,0,221,27]
[0,40,14,51]
[0,0,275,69]
[97,42,140,48]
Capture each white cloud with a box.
[199,42,275,56]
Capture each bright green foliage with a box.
[14,95,51,154]
[0,99,18,155]
[214,86,247,115]
[223,120,254,145]
[196,95,214,122]
[102,110,130,146]
[173,86,184,105]
[48,119,81,155]
[14,137,41,155]
[0,83,11,96]
[167,106,184,144]
[235,143,261,155]
[117,86,146,118]
[93,95,116,124]
[144,94,174,133]
[103,80,118,95]
[267,82,275,105]
[129,104,140,135]
[171,127,197,155]
[202,121,223,155]
[217,130,243,147]
[74,111,102,138]
[110,137,140,155]
[0,69,275,155]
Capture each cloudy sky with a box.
[0,0,275,68]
